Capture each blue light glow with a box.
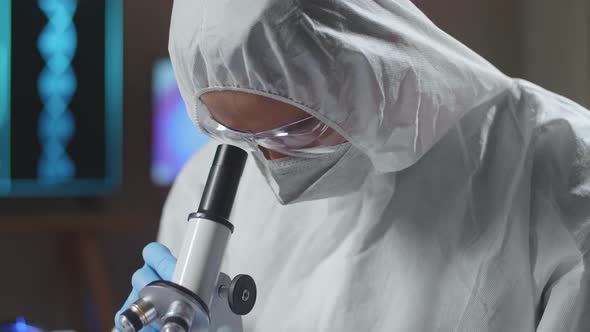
[36,0,78,185]
[0,317,45,332]
[14,317,27,332]
[151,59,210,186]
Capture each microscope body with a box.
[119,145,256,332]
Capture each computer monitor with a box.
[0,0,123,196]
[151,58,209,186]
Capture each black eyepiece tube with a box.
[196,145,248,223]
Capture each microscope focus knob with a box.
[228,274,257,315]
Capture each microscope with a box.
[119,145,256,332]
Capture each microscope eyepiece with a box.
[196,145,248,223]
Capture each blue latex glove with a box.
[115,242,177,332]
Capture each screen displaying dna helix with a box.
[0,0,123,196]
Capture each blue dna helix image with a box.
[36,0,78,185]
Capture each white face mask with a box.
[253,143,374,205]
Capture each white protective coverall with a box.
[159,0,590,330]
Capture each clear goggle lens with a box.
[196,104,342,157]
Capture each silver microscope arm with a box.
[119,145,255,332]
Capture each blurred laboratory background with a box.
[0,0,588,331]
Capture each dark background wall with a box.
[0,0,588,331]
[0,1,175,330]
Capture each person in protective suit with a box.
[116,0,590,330]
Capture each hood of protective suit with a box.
[163,2,590,331]
[169,0,513,173]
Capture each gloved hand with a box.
[114,242,177,332]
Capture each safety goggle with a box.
[196,104,342,157]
